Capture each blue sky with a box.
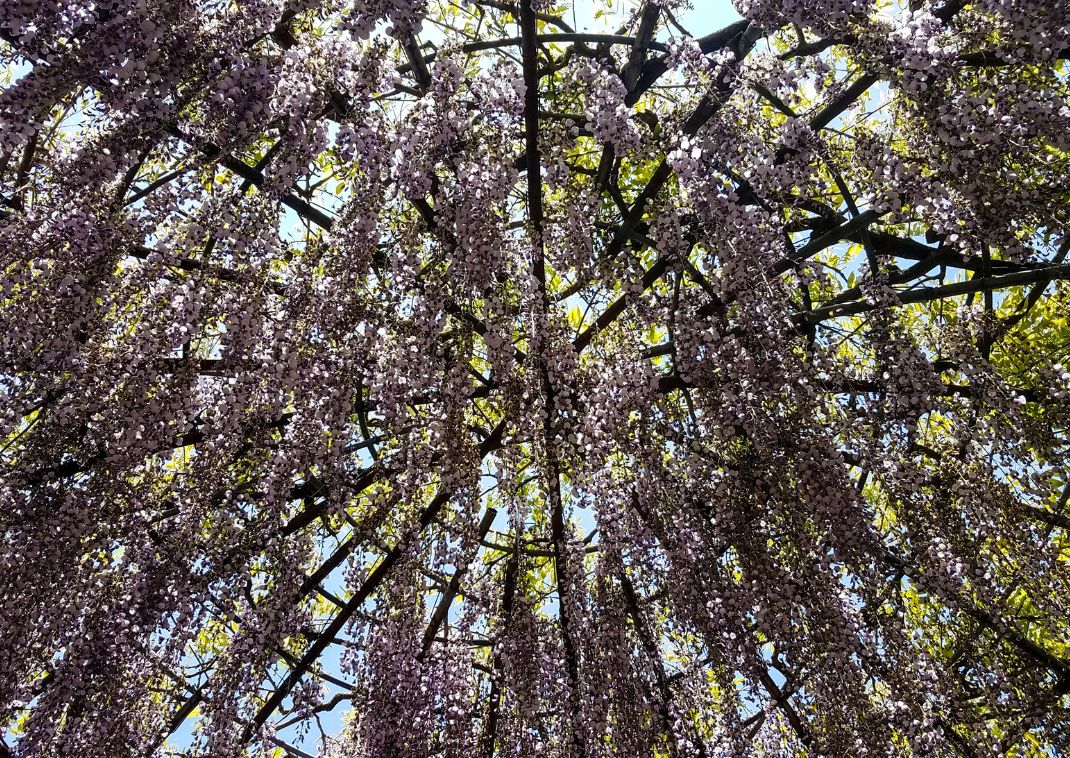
[567,0,742,34]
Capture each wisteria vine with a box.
[2,0,1070,755]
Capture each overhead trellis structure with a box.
[2,0,1070,755]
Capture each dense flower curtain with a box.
[1,0,1069,755]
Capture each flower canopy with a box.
[1,0,1069,755]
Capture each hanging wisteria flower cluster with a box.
[1,0,1069,755]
